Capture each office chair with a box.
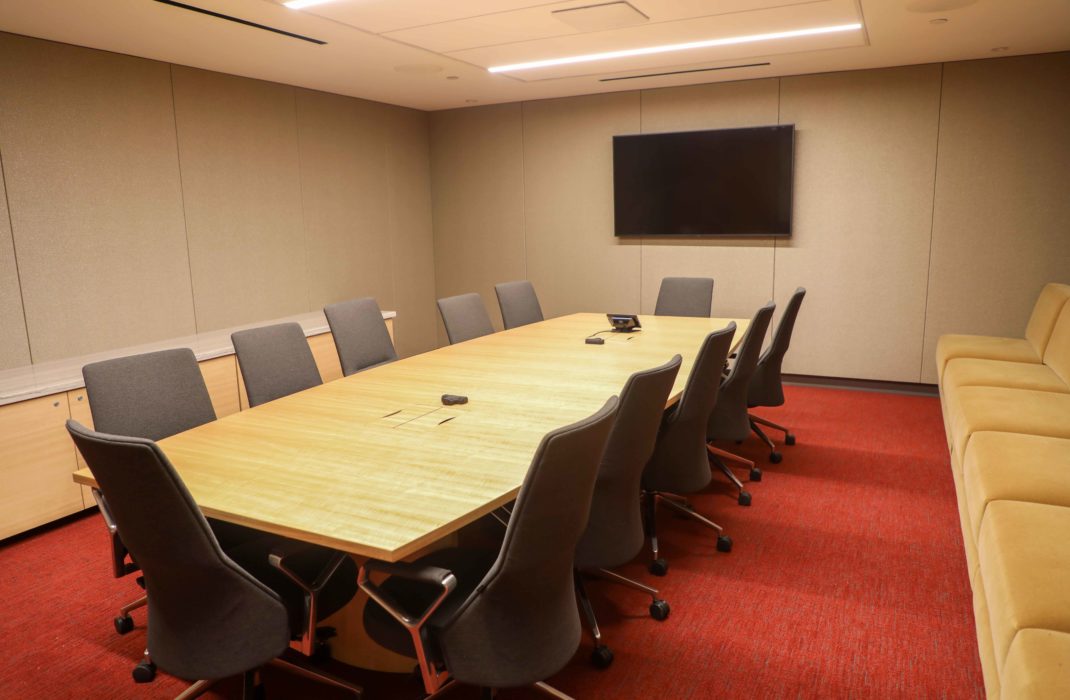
[232,322,323,407]
[707,302,775,505]
[360,397,619,699]
[642,324,737,576]
[323,297,398,376]
[494,280,544,330]
[437,292,495,344]
[654,277,715,317]
[67,420,361,698]
[82,349,261,639]
[747,287,807,460]
[574,356,681,668]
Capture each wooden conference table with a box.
[73,312,746,669]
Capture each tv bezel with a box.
[612,124,795,239]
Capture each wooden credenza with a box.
[0,314,394,541]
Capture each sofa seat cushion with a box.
[1001,629,1070,700]
[943,358,1069,395]
[946,387,1070,460]
[978,501,1070,677]
[964,433,1070,542]
[936,335,1040,382]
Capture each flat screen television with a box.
[613,125,794,237]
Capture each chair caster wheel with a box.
[114,615,134,635]
[132,661,156,683]
[738,491,752,506]
[591,645,614,669]
[769,452,782,464]
[717,535,733,553]
[649,599,670,621]
[786,434,796,446]
[649,558,669,576]
[749,467,762,481]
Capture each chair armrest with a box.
[94,488,138,579]
[358,559,458,695]
[268,542,350,656]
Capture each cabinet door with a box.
[0,394,81,539]
[308,332,343,383]
[385,318,395,343]
[67,388,95,509]
[199,355,240,418]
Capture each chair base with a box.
[707,445,757,504]
[160,650,362,700]
[750,413,795,445]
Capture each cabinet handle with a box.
[53,401,60,407]
[77,395,84,401]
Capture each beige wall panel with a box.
[920,53,1070,383]
[430,104,527,343]
[522,92,642,320]
[385,107,437,357]
[173,66,307,331]
[638,79,780,318]
[0,34,195,363]
[296,89,394,313]
[0,164,30,369]
[776,65,942,381]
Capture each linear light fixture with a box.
[283,0,335,9]
[487,22,863,73]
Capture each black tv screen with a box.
[613,125,794,237]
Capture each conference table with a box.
[72,311,747,669]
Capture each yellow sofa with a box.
[937,282,1070,699]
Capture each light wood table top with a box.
[74,313,746,562]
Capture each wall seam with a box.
[520,101,529,282]
[0,141,34,363]
[638,89,644,313]
[384,114,399,352]
[772,77,782,305]
[169,64,201,333]
[917,63,945,382]
[292,87,313,313]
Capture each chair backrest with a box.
[82,348,216,441]
[654,277,714,318]
[232,323,322,408]
[576,356,681,570]
[323,297,398,376]
[494,281,544,330]
[643,324,735,495]
[1025,282,1070,357]
[66,420,289,681]
[708,302,775,441]
[437,397,619,688]
[437,293,495,344]
[748,287,806,408]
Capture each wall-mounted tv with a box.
[613,125,794,238]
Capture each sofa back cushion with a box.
[1026,283,1070,356]
[1043,301,1070,387]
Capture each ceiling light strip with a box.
[487,22,862,73]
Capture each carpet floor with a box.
[0,385,983,699]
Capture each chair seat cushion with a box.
[978,501,1070,677]
[936,335,1041,382]
[1001,629,1070,700]
[362,547,497,659]
[943,358,1070,395]
[945,387,1070,460]
[964,433,1070,542]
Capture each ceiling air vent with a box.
[152,0,327,45]
[552,2,649,32]
[600,62,771,82]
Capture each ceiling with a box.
[0,0,1067,111]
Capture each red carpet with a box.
[0,386,983,699]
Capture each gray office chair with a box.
[707,302,776,505]
[748,287,807,460]
[654,277,715,317]
[360,397,619,699]
[574,356,681,668]
[495,280,544,330]
[323,297,398,376]
[642,324,736,576]
[66,421,360,698]
[232,323,322,408]
[437,292,495,344]
[82,349,259,638]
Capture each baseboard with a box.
[783,373,939,396]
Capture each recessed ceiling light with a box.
[991,46,1010,52]
[465,99,479,104]
[283,0,335,9]
[929,17,949,25]
[487,23,863,74]
[446,76,460,81]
